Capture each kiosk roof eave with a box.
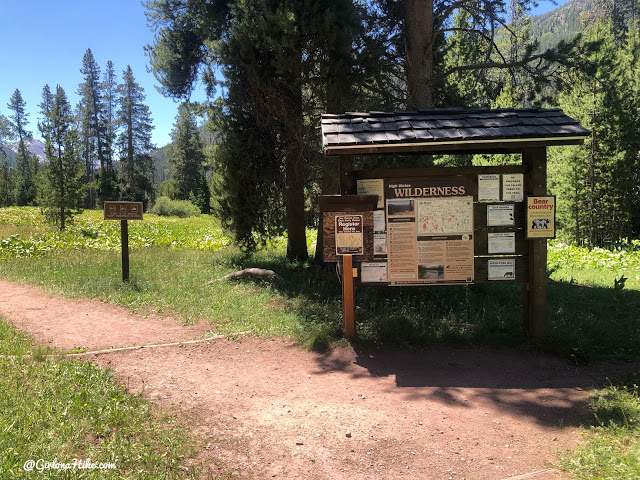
[323,136,587,157]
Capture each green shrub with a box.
[151,196,201,218]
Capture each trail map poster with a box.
[386,179,474,285]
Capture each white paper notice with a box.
[357,179,385,209]
[487,232,516,254]
[373,210,386,233]
[373,233,387,255]
[478,174,500,201]
[487,204,515,226]
[502,174,524,202]
[488,259,516,280]
[361,262,388,283]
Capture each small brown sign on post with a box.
[103,201,144,282]
[104,201,144,220]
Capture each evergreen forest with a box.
[0,0,638,259]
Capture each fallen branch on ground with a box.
[214,268,288,286]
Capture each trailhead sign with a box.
[385,179,474,285]
[335,215,364,255]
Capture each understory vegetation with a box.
[1,207,639,478]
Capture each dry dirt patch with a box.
[0,279,622,479]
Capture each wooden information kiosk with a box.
[319,108,590,339]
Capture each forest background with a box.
[0,0,638,261]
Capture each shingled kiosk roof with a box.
[321,108,590,155]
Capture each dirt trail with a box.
[0,279,622,479]
[0,280,212,350]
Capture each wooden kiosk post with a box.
[342,254,356,338]
[319,194,377,340]
[523,147,548,337]
[340,155,356,337]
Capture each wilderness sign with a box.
[385,179,474,286]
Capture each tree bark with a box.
[284,48,308,263]
[405,0,435,109]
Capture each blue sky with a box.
[0,0,568,148]
[0,0,206,148]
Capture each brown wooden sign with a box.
[323,211,374,262]
[104,201,143,220]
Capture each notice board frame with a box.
[325,153,548,339]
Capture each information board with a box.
[385,179,474,285]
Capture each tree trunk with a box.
[404,0,435,109]
[314,23,353,265]
[58,144,65,230]
[285,148,308,262]
[285,50,308,263]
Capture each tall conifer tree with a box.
[169,103,209,213]
[38,85,84,229]
[0,113,14,206]
[550,19,639,245]
[77,49,116,206]
[116,66,155,207]
[100,59,119,200]
[7,89,36,206]
[146,0,378,260]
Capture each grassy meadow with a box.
[1,206,640,478]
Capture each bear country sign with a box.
[526,196,556,239]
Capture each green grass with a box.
[561,374,640,479]
[0,317,206,479]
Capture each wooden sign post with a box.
[342,254,356,339]
[104,201,144,282]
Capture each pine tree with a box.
[145,0,382,260]
[619,22,640,236]
[0,113,15,206]
[169,103,210,213]
[116,66,155,208]
[7,89,37,206]
[443,10,494,107]
[100,60,119,201]
[77,49,116,206]
[550,19,638,246]
[38,85,85,229]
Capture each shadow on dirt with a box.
[308,344,639,429]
